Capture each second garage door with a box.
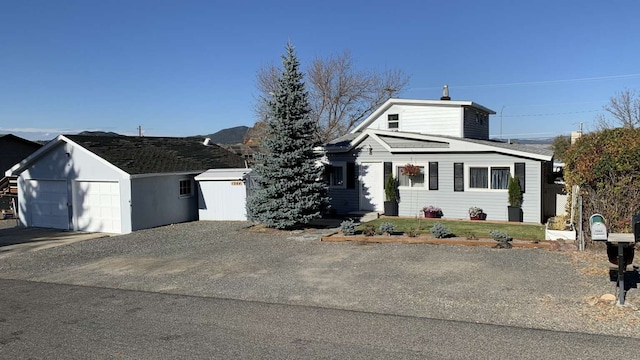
[73,181,121,233]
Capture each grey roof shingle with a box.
[65,135,246,175]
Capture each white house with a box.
[323,94,557,223]
[7,135,246,234]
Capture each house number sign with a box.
[230,181,243,186]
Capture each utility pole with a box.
[138,125,143,137]
[500,106,505,140]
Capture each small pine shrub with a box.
[379,222,395,235]
[362,224,376,237]
[430,222,452,239]
[340,219,356,236]
[490,230,513,249]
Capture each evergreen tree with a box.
[246,43,328,229]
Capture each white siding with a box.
[130,175,199,231]
[327,139,547,223]
[17,142,132,233]
[197,180,247,221]
[366,104,463,137]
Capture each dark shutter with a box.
[454,163,464,191]
[383,162,393,189]
[429,162,438,190]
[324,164,333,185]
[346,162,356,189]
[515,162,525,193]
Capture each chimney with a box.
[440,85,451,101]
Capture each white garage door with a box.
[27,180,69,229]
[73,181,121,233]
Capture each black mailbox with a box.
[633,214,640,243]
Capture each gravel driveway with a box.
[0,220,638,338]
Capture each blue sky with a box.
[1,0,639,141]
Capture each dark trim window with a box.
[429,162,438,190]
[469,166,510,189]
[179,179,193,197]
[388,114,399,129]
[491,167,510,189]
[454,163,464,191]
[515,162,525,193]
[326,163,346,188]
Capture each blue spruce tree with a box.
[247,43,328,229]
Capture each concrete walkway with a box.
[0,222,108,258]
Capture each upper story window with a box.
[388,114,399,129]
[179,179,193,197]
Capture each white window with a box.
[397,165,425,188]
[469,166,510,190]
[179,179,193,197]
[388,114,399,129]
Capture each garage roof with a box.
[195,168,252,181]
[8,135,247,176]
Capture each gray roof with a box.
[65,135,246,175]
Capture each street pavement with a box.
[2,279,639,359]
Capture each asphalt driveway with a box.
[0,220,637,338]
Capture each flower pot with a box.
[424,211,441,218]
[470,213,486,221]
[508,206,523,222]
[384,201,398,216]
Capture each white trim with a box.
[327,129,552,161]
[7,135,130,178]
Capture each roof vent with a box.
[440,85,451,101]
[203,138,211,146]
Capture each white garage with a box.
[195,168,252,221]
[25,179,69,229]
[9,134,246,234]
[73,181,121,233]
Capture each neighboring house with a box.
[0,134,43,211]
[7,135,245,233]
[323,96,557,223]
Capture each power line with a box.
[407,73,640,91]
[502,109,600,117]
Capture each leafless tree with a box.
[595,88,640,130]
[254,50,410,144]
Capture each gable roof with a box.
[0,133,43,148]
[9,135,246,176]
[351,98,497,133]
[65,135,246,174]
[325,129,553,161]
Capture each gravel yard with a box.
[0,220,639,338]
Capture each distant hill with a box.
[77,131,122,137]
[202,126,250,144]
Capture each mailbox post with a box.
[590,214,636,305]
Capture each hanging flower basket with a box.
[400,164,421,177]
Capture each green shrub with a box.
[490,230,512,249]
[379,222,395,235]
[430,222,452,238]
[340,219,356,235]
